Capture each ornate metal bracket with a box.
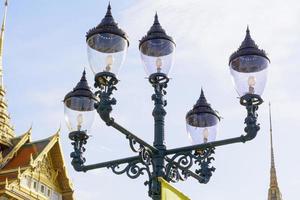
[165,148,215,184]
[150,72,168,107]
[107,158,153,192]
[94,72,118,124]
[241,93,261,142]
[69,131,89,171]
[69,72,263,199]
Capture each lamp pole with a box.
[63,4,270,200]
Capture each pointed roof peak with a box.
[240,26,257,50]
[105,2,112,17]
[0,0,15,143]
[186,88,220,122]
[200,87,204,97]
[86,2,129,46]
[229,26,269,63]
[245,25,251,40]
[139,12,175,47]
[100,2,115,25]
[199,88,207,102]
[269,102,275,170]
[81,69,87,81]
[267,102,282,199]
[151,12,162,30]
[76,70,89,91]
[64,71,96,102]
[154,12,159,25]
[196,88,208,106]
[0,0,9,71]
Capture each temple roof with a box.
[0,129,74,199]
[2,134,48,170]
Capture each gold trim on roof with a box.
[0,0,15,146]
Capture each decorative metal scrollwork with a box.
[69,131,89,171]
[194,148,216,183]
[128,137,153,166]
[165,147,215,184]
[107,159,152,187]
[165,151,192,182]
[139,146,152,166]
[128,137,140,153]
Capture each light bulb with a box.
[77,113,83,131]
[248,76,256,94]
[203,128,209,143]
[156,57,162,73]
[105,55,114,72]
[195,127,209,155]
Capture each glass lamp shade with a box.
[140,39,175,76]
[186,113,219,145]
[230,55,269,96]
[87,33,128,75]
[64,96,95,132]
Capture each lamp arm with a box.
[94,83,158,154]
[72,155,140,172]
[68,130,149,173]
[165,136,244,155]
[165,101,260,155]
[71,150,153,196]
[110,121,158,153]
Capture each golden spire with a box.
[0,0,14,147]
[0,0,8,86]
[268,102,282,200]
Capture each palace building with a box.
[0,1,73,199]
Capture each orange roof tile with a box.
[2,139,50,170]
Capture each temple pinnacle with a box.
[267,102,282,200]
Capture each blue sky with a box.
[2,0,300,199]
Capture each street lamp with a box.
[186,89,220,145]
[229,26,270,105]
[63,4,269,200]
[139,13,175,78]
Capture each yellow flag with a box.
[158,177,191,200]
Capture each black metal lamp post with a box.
[63,4,269,200]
